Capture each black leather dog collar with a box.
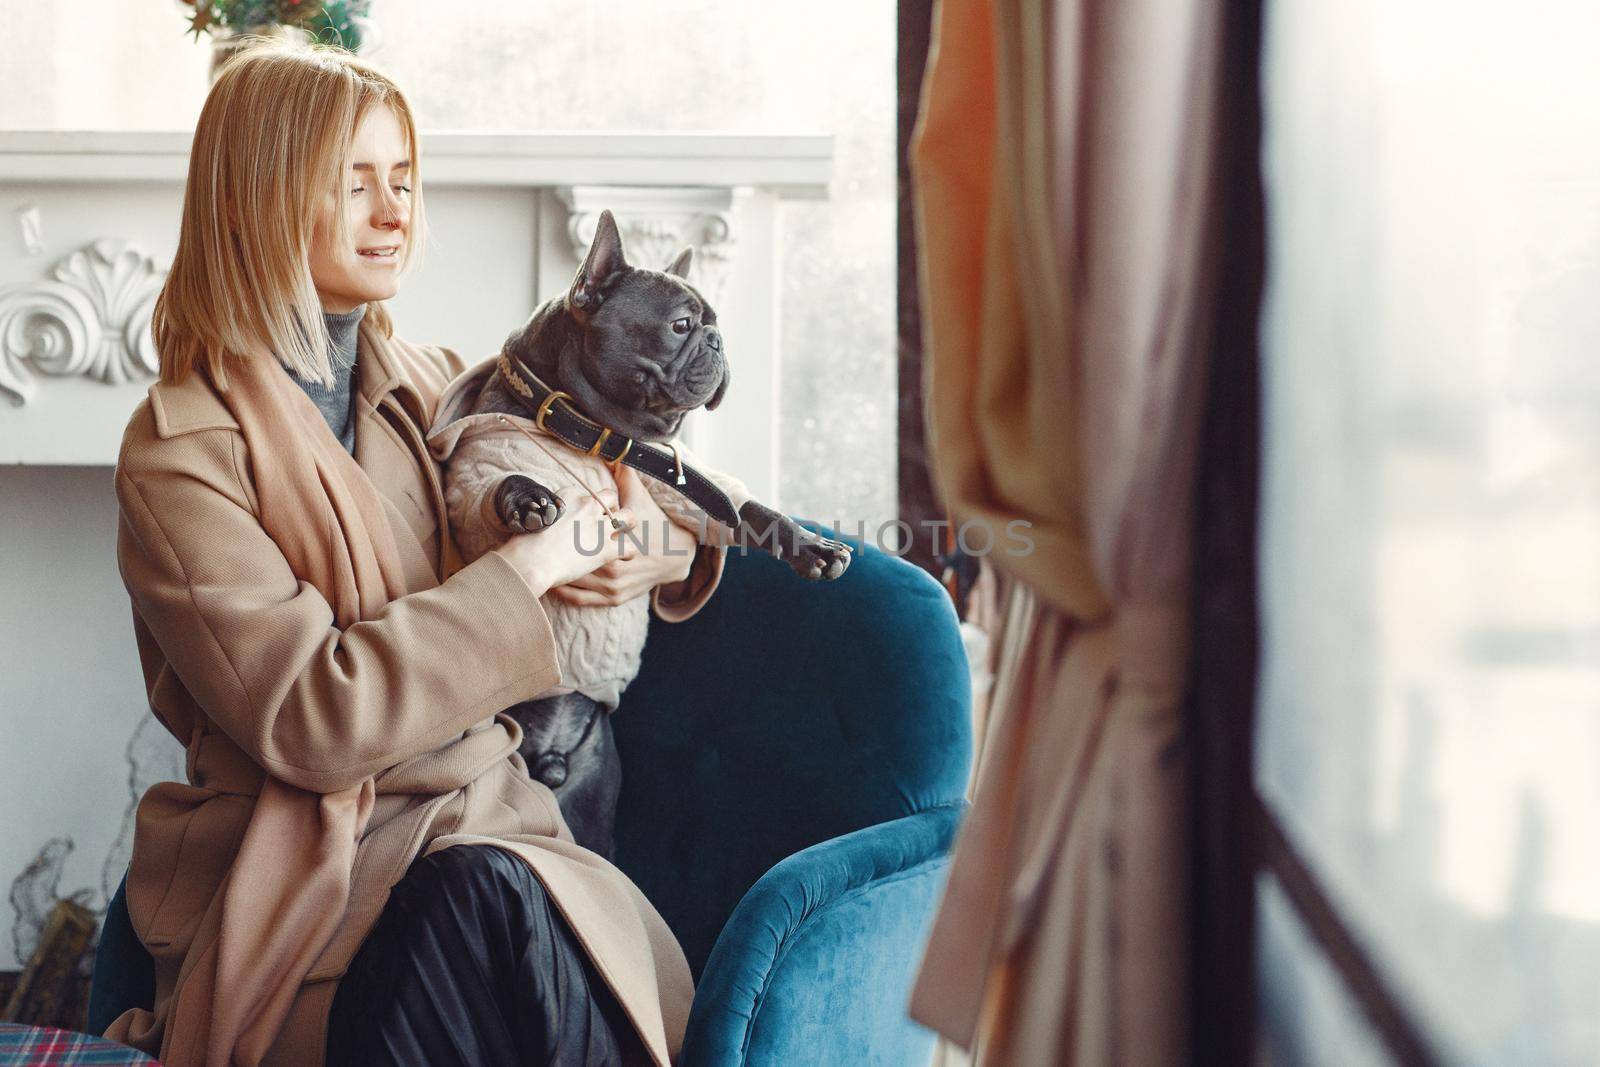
[496,349,741,529]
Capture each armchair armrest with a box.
[681,804,964,1067]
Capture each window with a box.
[1258,0,1600,1059]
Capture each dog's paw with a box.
[790,534,852,581]
[510,496,563,533]
[498,474,565,533]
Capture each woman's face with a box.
[309,104,412,314]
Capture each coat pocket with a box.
[131,784,250,948]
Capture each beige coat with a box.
[107,323,720,1066]
[427,357,752,709]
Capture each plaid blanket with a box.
[0,1026,155,1065]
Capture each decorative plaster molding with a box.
[0,239,165,407]
[559,186,742,306]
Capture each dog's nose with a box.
[704,327,722,351]
[533,751,568,788]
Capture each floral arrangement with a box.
[178,0,373,51]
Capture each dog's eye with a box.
[634,371,648,384]
[670,317,692,335]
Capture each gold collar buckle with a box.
[533,389,574,433]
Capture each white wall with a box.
[0,467,180,968]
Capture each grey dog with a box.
[445,210,852,857]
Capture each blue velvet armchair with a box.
[89,524,973,1066]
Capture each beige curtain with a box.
[907,0,1224,1062]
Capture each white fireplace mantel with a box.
[0,129,833,505]
[0,130,834,192]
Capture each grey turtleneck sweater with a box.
[292,304,366,454]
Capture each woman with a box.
[106,40,714,1067]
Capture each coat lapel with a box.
[148,324,457,590]
[355,323,453,587]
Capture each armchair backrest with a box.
[613,527,973,977]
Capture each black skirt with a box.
[325,843,645,1067]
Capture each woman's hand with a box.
[545,466,699,608]
[491,489,637,599]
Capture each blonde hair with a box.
[153,39,427,389]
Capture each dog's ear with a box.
[568,209,629,316]
[664,246,693,279]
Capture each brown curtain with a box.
[906,0,1225,1062]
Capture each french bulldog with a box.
[427,209,852,858]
